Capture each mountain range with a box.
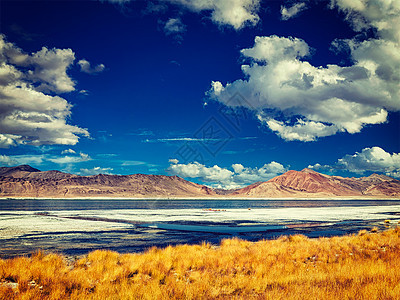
[0,165,399,199]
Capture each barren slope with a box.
[0,165,216,198]
[233,168,400,198]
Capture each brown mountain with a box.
[232,168,400,198]
[0,165,399,198]
[0,165,216,198]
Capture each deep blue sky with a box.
[0,0,399,188]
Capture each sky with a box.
[0,0,399,189]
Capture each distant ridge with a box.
[0,165,40,176]
[0,165,216,198]
[0,165,399,198]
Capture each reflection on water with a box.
[0,199,400,258]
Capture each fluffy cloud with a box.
[168,159,287,189]
[78,59,105,74]
[281,2,307,20]
[309,147,400,178]
[0,35,90,147]
[0,40,76,93]
[28,47,76,93]
[169,161,234,183]
[80,166,114,176]
[331,0,400,40]
[209,0,400,141]
[337,147,400,177]
[229,161,287,186]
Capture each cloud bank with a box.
[168,159,287,189]
[0,35,92,148]
[209,0,400,141]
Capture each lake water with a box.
[1,199,400,258]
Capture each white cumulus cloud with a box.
[28,47,76,93]
[309,147,400,178]
[168,159,287,189]
[209,0,400,142]
[0,34,90,148]
[337,147,400,177]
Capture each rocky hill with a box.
[0,165,399,198]
[232,168,400,198]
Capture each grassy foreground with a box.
[1,228,400,299]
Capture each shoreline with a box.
[2,224,398,260]
[1,196,400,200]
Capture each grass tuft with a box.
[358,229,367,236]
[370,227,379,233]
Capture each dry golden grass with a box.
[1,227,400,299]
